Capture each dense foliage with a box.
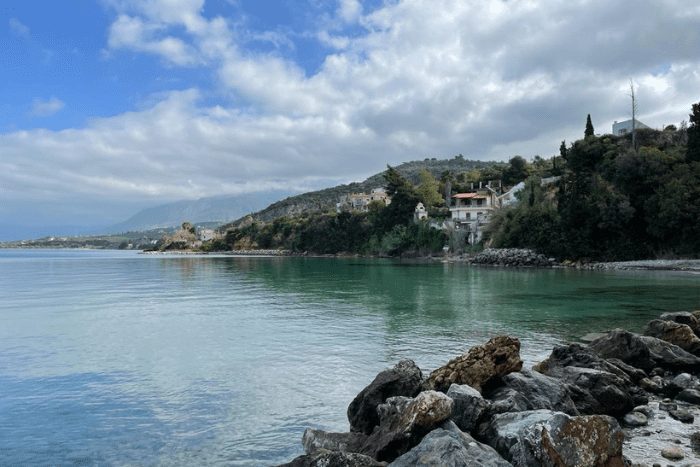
[489,106,700,260]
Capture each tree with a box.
[585,114,595,138]
[415,169,443,207]
[378,165,420,233]
[502,156,529,185]
[559,140,567,160]
[629,80,638,150]
[687,102,700,162]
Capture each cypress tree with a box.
[687,102,700,162]
[585,114,594,138]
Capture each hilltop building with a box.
[337,188,391,213]
[612,119,651,136]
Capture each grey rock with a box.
[644,319,700,356]
[623,411,648,427]
[661,445,684,460]
[633,405,653,417]
[389,421,510,467]
[669,408,694,423]
[677,388,700,405]
[485,369,579,416]
[348,360,423,435]
[279,449,386,467]
[484,410,625,466]
[639,377,665,393]
[589,329,700,372]
[302,429,367,454]
[446,384,489,433]
[659,401,677,412]
[360,390,454,462]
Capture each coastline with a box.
[279,310,700,466]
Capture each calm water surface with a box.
[1,249,699,465]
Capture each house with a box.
[337,188,392,213]
[414,202,428,221]
[448,187,500,244]
[612,119,651,136]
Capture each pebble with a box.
[624,411,649,427]
[661,446,684,460]
[669,408,694,424]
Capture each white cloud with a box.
[30,97,65,117]
[9,17,30,38]
[3,0,700,224]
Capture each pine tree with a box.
[559,140,567,160]
[585,114,594,138]
[687,102,700,162]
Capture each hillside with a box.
[221,156,496,230]
[107,190,293,233]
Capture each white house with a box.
[448,188,500,244]
[612,119,650,136]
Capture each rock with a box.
[485,369,579,416]
[606,358,647,384]
[659,401,677,412]
[581,332,608,343]
[483,410,625,466]
[446,384,489,433]
[424,336,523,393]
[669,408,694,423]
[669,373,696,395]
[660,311,700,336]
[691,431,700,453]
[639,377,664,394]
[348,360,423,434]
[676,388,700,404]
[388,421,510,467]
[302,429,367,454]
[644,319,700,356]
[623,411,648,427]
[633,405,653,417]
[589,329,700,372]
[360,391,453,462]
[279,449,386,467]
[470,248,556,268]
[661,445,684,460]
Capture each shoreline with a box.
[279,310,700,466]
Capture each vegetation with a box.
[585,114,595,138]
[488,102,700,261]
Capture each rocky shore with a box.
[468,248,558,268]
[279,310,700,466]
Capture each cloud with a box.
[3,0,700,225]
[30,97,65,117]
[9,17,30,38]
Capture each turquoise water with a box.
[1,249,699,465]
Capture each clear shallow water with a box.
[0,249,699,465]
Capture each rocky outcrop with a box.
[589,329,700,372]
[533,343,646,416]
[347,360,423,435]
[389,421,510,467]
[359,391,453,462]
[280,449,386,467]
[302,429,367,455]
[470,248,557,267]
[485,369,579,416]
[660,311,700,336]
[644,319,700,356]
[446,384,490,433]
[484,410,625,467]
[424,335,523,393]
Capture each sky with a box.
[1,0,699,239]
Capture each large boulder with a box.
[485,369,579,416]
[302,429,367,454]
[589,329,700,372]
[660,311,700,336]
[533,343,646,416]
[484,410,625,467]
[389,421,510,467]
[446,384,490,433]
[279,449,386,467]
[348,360,423,434]
[360,391,453,462]
[644,319,700,356]
[424,336,523,393]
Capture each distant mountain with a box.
[107,190,294,233]
[221,157,496,230]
